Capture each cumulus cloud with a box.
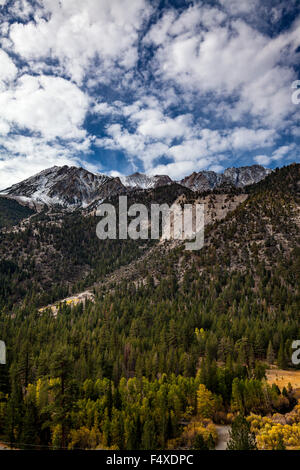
[9,0,151,84]
[149,160,204,180]
[93,101,122,116]
[0,71,92,186]
[0,135,91,189]
[218,0,258,15]
[0,74,89,139]
[254,155,272,166]
[0,1,298,185]
[95,100,198,170]
[148,8,300,127]
[8,0,35,20]
[254,144,296,166]
[144,4,226,46]
[95,96,277,178]
[0,49,17,87]
[132,110,193,142]
[229,128,276,150]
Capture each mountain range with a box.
[0,164,271,210]
[0,162,298,308]
[1,163,299,452]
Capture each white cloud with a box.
[0,119,9,135]
[218,0,258,15]
[144,10,177,46]
[0,71,92,188]
[144,5,226,47]
[8,0,35,20]
[0,21,9,37]
[166,139,208,162]
[0,49,17,88]
[93,102,121,116]
[254,144,296,167]
[209,164,225,173]
[0,74,89,139]
[148,155,224,180]
[109,170,124,178]
[92,86,280,177]
[149,8,300,126]
[0,132,99,190]
[0,1,298,186]
[230,128,276,150]
[96,99,278,177]
[149,160,203,180]
[0,136,85,189]
[133,109,193,141]
[291,126,300,137]
[9,0,152,84]
[96,102,197,166]
[272,144,295,160]
[254,155,271,166]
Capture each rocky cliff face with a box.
[120,172,172,189]
[180,171,221,191]
[180,165,272,192]
[0,164,271,209]
[222,165,272,188]
[0,166,125,209]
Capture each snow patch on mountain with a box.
[0,164,272,210]
[120,172,172,190]
[0,166,114,209]
[180,165,272,192]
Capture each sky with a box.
[0,0,299,189]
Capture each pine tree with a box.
[266,341,275,365]
[4,381,24,446]
[141,419,156,450]
[20,400,38,449]
[277,342,287,369]
[226,414,257,450]
[193,434,209,450]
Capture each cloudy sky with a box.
[0,0,299,188]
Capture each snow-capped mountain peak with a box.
[0,164,272,210]
[120,172,172,190]
[180,165,271,192]
[0,165,121,209]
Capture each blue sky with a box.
[0,0,299,188]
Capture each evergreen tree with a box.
[193,434,209,450]
[277,342,287,369]
[20,400,39,449]
[266,341,275,365]
[226,415,257,450]
[142,419,156,450]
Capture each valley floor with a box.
[266,368,300,392]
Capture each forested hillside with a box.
[0,197,34,230]
[0,164,299,450]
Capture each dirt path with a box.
[215,425,230,450]
[0,442,13,450]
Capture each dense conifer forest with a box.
[0,164,299,450]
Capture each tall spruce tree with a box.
[226,414,257,451]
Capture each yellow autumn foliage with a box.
[167,417,218,449]
[68,426,101,449]
[247,410,300,450]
